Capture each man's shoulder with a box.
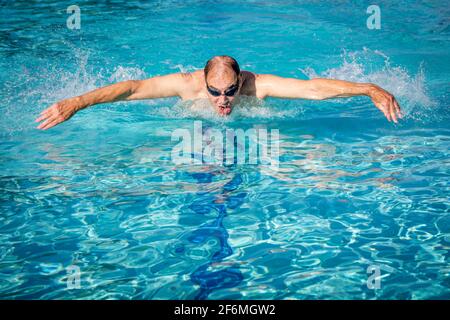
[241,71,269,88]
[185,69,203,79]
[183,70,204,87]
[176,70,205,99]
[241,71,267,98]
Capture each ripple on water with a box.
[1,0,449,300]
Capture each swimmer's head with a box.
[204,55,241,116]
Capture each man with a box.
[35,55,402,130]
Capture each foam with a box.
[300,48,437,121]
[144,96,304,122]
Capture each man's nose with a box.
[218,95,228,103]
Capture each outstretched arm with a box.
[256,74,403,123]
[35,73,189,130]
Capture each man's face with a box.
[205,69,240,116]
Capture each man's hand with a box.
[35,98,82,130]
[367,84,403,123]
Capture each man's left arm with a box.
[255,74,403,123]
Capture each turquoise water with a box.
[1,0,449,299]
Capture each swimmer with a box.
[35,55,403,130]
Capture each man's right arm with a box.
[35,73,189,130]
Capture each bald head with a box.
[204,55,240,81]
[203,56,241,116]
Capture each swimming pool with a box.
[0,0,449,299]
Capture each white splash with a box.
[108,66,147,82]
[300,48,436,120]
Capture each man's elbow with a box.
[305,79,333,100]
[125,80,144,100]
[127,80,140,92]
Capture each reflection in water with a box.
[185,128,248,299]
